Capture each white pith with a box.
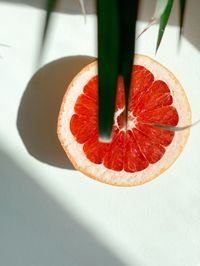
[57,54,191,186]
[114,108,124,128]
[127,112,137,130]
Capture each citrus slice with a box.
[57,54,191,186]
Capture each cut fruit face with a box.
[57,54,191,186]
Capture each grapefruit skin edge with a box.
[57,54,191,187]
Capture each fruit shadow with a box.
[17,55,95,169]
[0,148,128,266]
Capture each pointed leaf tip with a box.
[156,0,174,52]
[138,0,168,38]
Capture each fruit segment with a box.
[70,114,97,144]
[133,128,165,164]
[103,131,125,171]
[135,123,174,146]
[133,80,173,115]
[124,130,149,172]
[138,105,179,126]
[74,94,97,116]
[83,133,110,164]
[129,65,154,111]
[70,65,179,173]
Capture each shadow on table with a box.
[0,148,128,266]
[17,55,95,169]
[0,0,96,14]
[2,0,200,50]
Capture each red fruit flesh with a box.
[70,66,179,173]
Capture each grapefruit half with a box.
[57,54,191,186]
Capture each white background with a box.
[0,1,200,266]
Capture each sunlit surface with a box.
[0,1,200,266]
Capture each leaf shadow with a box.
[0,0,96,14]
[0,148,128,266]
[2,0,200,50]
[17,55,95,169]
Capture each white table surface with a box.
[0,1,200,266]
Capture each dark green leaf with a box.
[42,0,57,45]
[97,0,138,141]
[179,0,186,40]
[119,0,139,127]
[97,0,120,141]
[156,0,174,52]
